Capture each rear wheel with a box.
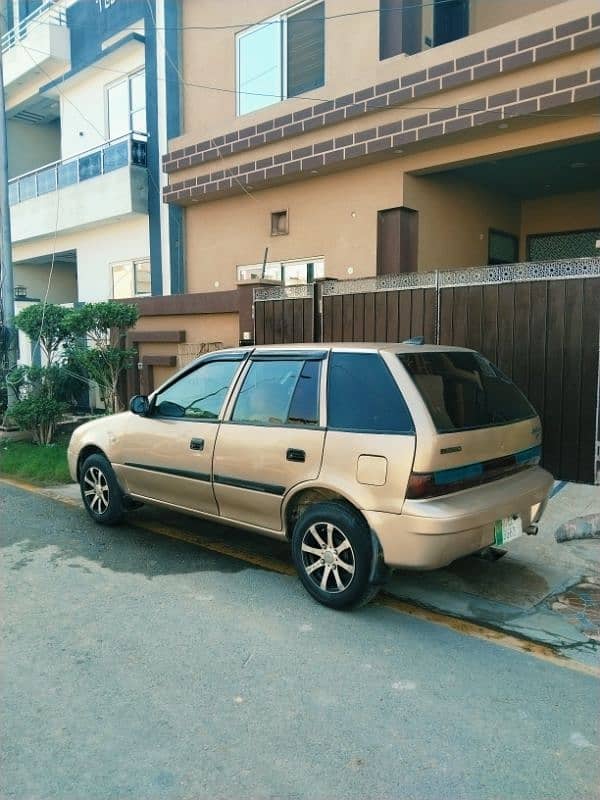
[291,501,378,609]
[80,453,124,525]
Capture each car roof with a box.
[230,342,473,354]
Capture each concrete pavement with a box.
[25,478,600,667]
[1,482,599,800]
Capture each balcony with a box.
[9,133,149,243]
[2,1,70,95]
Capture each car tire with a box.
[79,453,124,525]
[291,501,378,609]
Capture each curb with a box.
[555,514,600,543]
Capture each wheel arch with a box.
[76,445,109,481]
[283,484,369,539]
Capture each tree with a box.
[69,301,139,414]
[14,303,73,365]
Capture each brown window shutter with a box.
[287,2,325,97]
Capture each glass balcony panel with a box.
[58,161,78,188]
[8,182,19,205]
[36,166,57,196]
[19,175,36,202]
[78,151,102,182]
[103,140,129,173]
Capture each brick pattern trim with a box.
[164,69,598,205]
[163,13,599,176]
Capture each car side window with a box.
[232,358,321,426]
[153,359,241,420]
[327,352,414,433]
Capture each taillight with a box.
[406,472,436,499]
[406,446,541,500]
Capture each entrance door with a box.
[213,353,326,531]
[114,354,246,514]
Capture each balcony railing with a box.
[1,0,67,54]
[8,133,148,206]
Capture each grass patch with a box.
[0,434,71,485]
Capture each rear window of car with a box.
[327,352,414,434]
[398,351,536,433]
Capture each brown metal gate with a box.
[253,259,600,483]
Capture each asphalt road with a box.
[1,483,599,800]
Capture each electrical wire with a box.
[11,41,597,119]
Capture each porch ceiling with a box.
[433,140,600,199]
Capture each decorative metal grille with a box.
[253,259,600,299]
[253,284,313,301]
[438,257,600,288]
[321,272,437,296]
[528,231,600,262]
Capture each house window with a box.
[107,70,146,140]
[237,258,324,285]
[488,229,519,265]
[380,0,469,60]
[236,1,325,116]
[112,259,151,299]
[271,210,289,236]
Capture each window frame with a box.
[224,351,326,429]
[105,67,147,141]
[235,0,325,117]
[111,258,151,299]
[150,353,249,423]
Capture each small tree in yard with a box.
[10,305,76,444]
[69,301,139,414]
[13,303,73,365]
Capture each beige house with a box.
[162,0,599,291]
[127,0,600,394]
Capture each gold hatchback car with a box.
[69,343,552,609]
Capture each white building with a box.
[1,0,183,320]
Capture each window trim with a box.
[105,67,147,140]
[110,257,151,299]
[235,0,325,117]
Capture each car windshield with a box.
[398,351,536,433]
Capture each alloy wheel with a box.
[301,522,356,593]
[83,466,110,515]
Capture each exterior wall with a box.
[186,160,403,291]
[12,216,150,303]
[59,43,145,159]
[10,166,148,243]
[13,261,77,303]
[403,173,521,270]
[520,190,600,255]
[470,0,566,34]
[7,119,60,178]
[172,0,595,151]
[132,312,240,387]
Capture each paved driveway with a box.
[1,483,599,800]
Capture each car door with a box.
[113,353,247,514]
[212,351,326,531]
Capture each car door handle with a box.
[286,448,306,463]
[190,438,204,451]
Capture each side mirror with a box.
[129,394,149,416]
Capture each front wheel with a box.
[80,453,124,525]
[291,501,378,609]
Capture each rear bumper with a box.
[364,466,553,569]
